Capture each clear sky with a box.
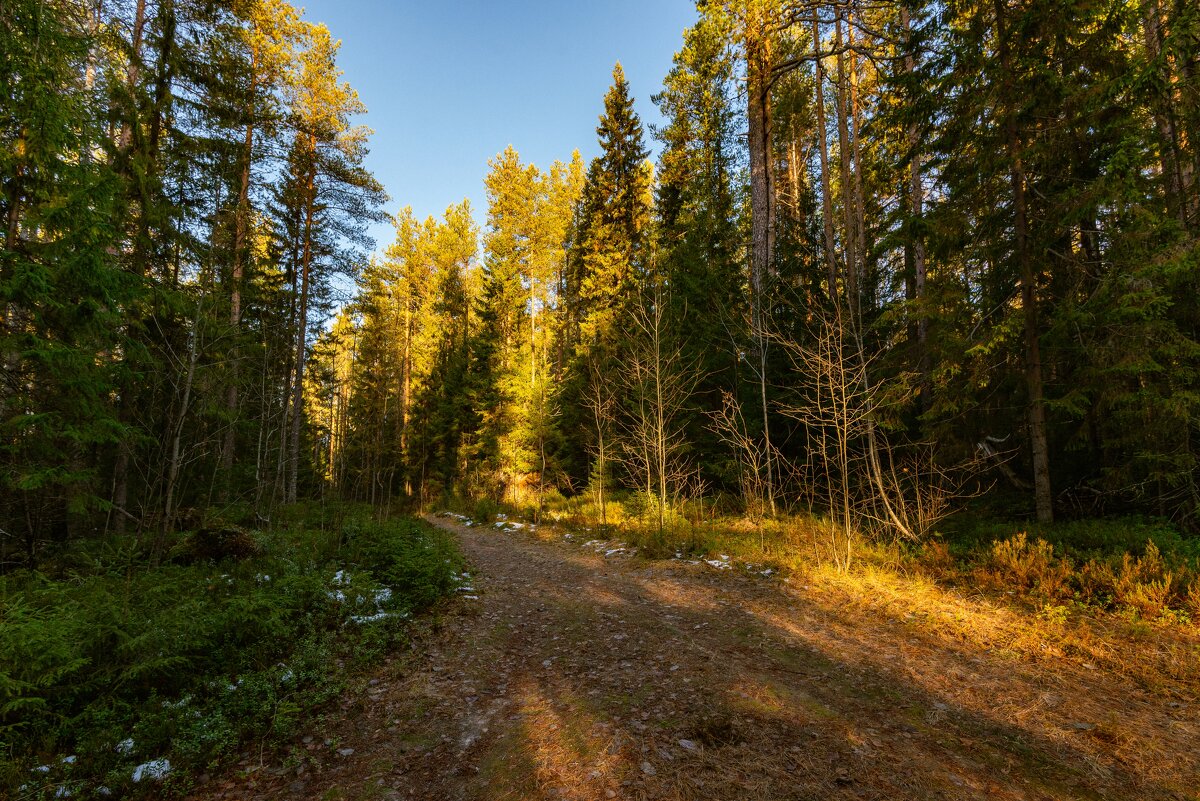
[298,0,700,254]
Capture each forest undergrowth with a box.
[0,505,462,800]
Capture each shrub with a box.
[1187,576,1200,621]
[986,533,1071,597]
[1113,542,1175,619]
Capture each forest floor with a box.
[190,514,1199,801]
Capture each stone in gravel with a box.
[641,761,657,776]
[337,747,355,756]
[678,739,699,751]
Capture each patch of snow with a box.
[60,756,76,765]
[131,759,171,783]
[704,559,732,570]
[115,738,134,755]
[463,595,479,600]
[332,569,349,585]
[55,786,72,798]
[34,765,51,774]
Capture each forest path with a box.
[194,515,1196,801]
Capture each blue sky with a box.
[299,0,700,254]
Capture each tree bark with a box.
[220,60,258,496]
[834,12,859,317]
[1142,0,1192,230]
[996,0,1053,523]
[287,140,317,504]
[745,9,776,516]
[812,16,839,296]
[901,6,929,392]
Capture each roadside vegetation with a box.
[0,505,462,800]
[444,492,1200,692]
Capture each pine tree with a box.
[0,0,130,552]
[561,63,653,488]
[272,21,385,504]
[653,15,745,489]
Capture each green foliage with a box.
[0,510,461,797]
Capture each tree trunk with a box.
[118,0,148,154]
[745,11,776,517]
[1142,0,1191,229]
[287,143,316,504]
[163,298,202,537]
[812,16,838,295]
[996,0,1053,523]
[220,56,259,497]
[834,13,858,317]
[902,6,929,393]
[847,18,870,316]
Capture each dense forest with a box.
[2,0,1199,561]
[3,1,1200,797]
[3,0,1199,562]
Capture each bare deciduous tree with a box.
[618,282,701,541]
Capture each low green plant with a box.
[0,509,461,798]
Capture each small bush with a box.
[917,539,956,580]
[1113,542,1175,619]
[985,533,1071,597]
[471,497,501,525]
[1186,576,1200,621]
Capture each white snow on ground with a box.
[131,758,171,782]
[448,510,785,583]
[441,511,476,527]
[115,738,134,755]
[328,571,409,624]
[557,522,784,577]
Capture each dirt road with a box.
[194,515,1197,801]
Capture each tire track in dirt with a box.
[191,515,1196,801]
